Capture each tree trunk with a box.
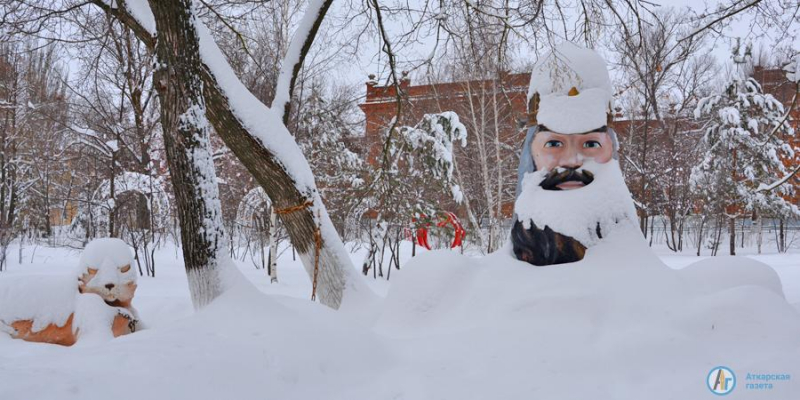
[696,215,706,256]
[492,80,505,251]
[728,217,736,256]
[411,230,416,257]
[195,26,357,310]
[677,212,685,252]
[149,0,229,309]
[453,156,486,252]
[755,212,763,254]
[712,218,723,256]
[109,151,117,238]
[362,223,375,276]
[97,0,365,309]
[740,218,745,248]
[268,208,279,283]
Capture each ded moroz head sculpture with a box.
[512,42,639,266]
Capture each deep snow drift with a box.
[1,229,799,399]
[376,229,800,399]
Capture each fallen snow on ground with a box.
[1,232,799,399]
[0,274,77,332]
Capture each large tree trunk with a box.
[192,14,364,310]
[149,0,228,309]
[198,77,351,308]
[96,0,366,309]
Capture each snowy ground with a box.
[655,249,800,309]
[1,236,799,399]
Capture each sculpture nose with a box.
[105,283,115,290]
[561,148,582,169]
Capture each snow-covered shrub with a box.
[692,74,799,229]
[295,85,365,237]
[358,112,468,276]
[367,112,468,221]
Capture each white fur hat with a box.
[527,42,614,133]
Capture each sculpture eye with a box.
[583,140,602,148]
[87,268,98,275]
[120,265,131,273]
[544,140,563,148]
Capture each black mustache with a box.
[539,168,594,190]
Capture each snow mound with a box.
[678,256,785,297]
[0,284,391,400]
[2,230,799,399]
[375,227,800,399]
[514,159,639,247]
[0,274,77,332]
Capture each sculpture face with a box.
[530,126,614,190]
[78,264,138,306]
[76,238,137,307]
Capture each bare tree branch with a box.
[271,0,334,125]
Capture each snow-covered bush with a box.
[295,85,365,234]
[398,112,467,204]
[359,112,467,276]
[367,112,467,219]
[692,65,799,254]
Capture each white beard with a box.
[514,159,639,247]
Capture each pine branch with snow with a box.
[357,111,468,270]
[692,76,799,221]
[396,112,468,205]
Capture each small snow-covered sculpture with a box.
[0,238,139,346]
[512,42,638,266]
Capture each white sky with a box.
[52,1,798,107]
[329,0,799,93]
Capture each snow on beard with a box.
[514,159,639,249]
[76,238,138,306]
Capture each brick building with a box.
[358,67,799,219]
[752,66,800,186]
[359,72,530,163]
[358,72,530,219]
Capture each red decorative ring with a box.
[414,212,465,250]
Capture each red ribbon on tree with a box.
[415,212,465,250]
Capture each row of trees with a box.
[0,25,166,272]
[613,11,799,256]
[0,0,797,308]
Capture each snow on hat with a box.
[527,42,613,134]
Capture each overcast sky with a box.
[52,1,798,107]
[328,0,799,94]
